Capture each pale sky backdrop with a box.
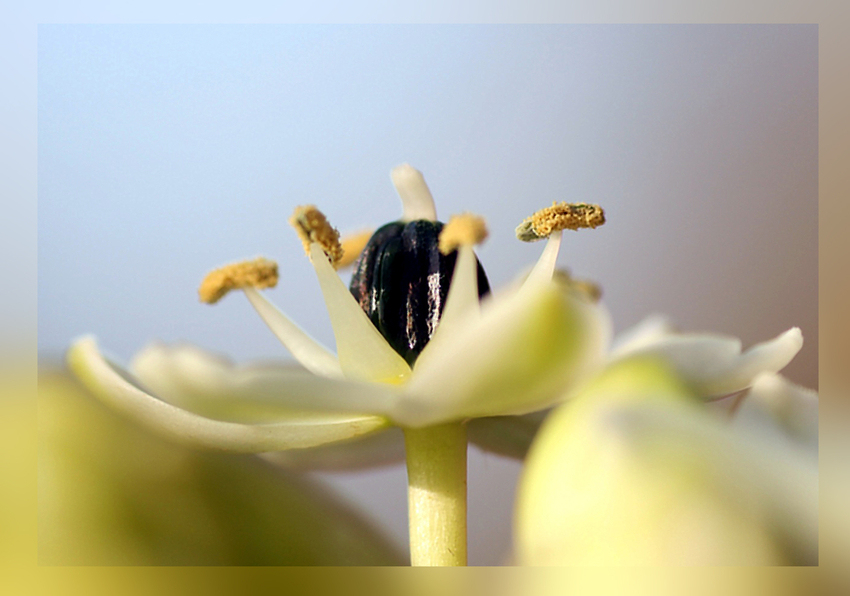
[38,25,817,565]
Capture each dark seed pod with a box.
[350,220,490,365]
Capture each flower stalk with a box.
[404,422,468,566]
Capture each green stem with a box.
[403,422,468,566]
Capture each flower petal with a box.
[413,245,481,373]
[436,245,482,329]
[309,243,411,384]
[611,326,804,398]
[68,336,392,453]
[242,287,343,379]
[399,279,611,427]
[129,340,404,420]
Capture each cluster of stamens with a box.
[197,171,607,315]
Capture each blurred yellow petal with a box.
[39,369,404,565]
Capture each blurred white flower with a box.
[514,358,817,565]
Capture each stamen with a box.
[289,205,344,267]
[438,213,489,255]
[523,230,561,287]
[516,202,605,242]
[391,163,438,222]
[198,257,279,304]
[336,229,374,269]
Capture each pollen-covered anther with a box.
[289,205,344,267]
[438,213,489,255]
[515,202,606,242]
[198,257,279,304]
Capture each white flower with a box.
[67,165,610,457]
[67,165,804,466]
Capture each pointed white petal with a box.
[522,231,561,287]
[130,341,303,419]
[309,243,411,384]
[391,163,437,221]
[242,287,343,379]
[68,336,392,453]
[611,327,804,399]
[129,341,402,420]
[399,281,611,427]
[438,245,481,328]
[413,245,480,373]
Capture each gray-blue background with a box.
[38,25,817,564]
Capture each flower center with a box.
[339,166,490,365]
[348,220,490,366]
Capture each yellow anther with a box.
[289,205,344,267]
[336,229,375,269]
[516,202,605,242]
[198,257,279,304]
[438,213,489,255]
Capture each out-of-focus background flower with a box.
[38,369,405,565]
[34,26,817,565]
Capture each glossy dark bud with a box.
[349,220,490,365]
